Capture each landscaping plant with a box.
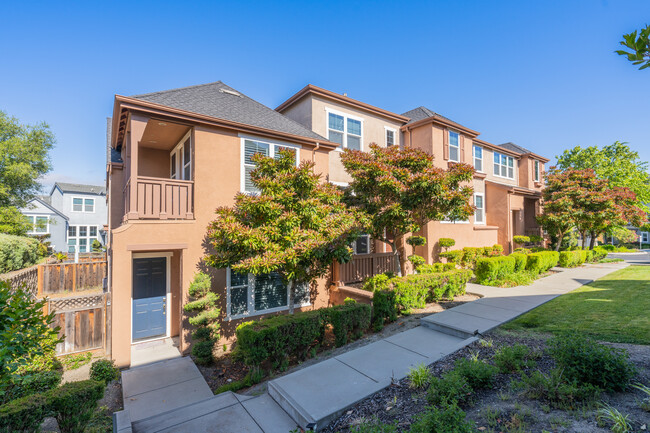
[493,344,536,373]
[596,403,632,433]
[427,371,473,407]
[184,272,221,364]
[89,359,120,385]
[518,368,601,410]
[370,289,397,331]
[439,238,455,252]
[322,300,371,347]
[407,363,433,389]
[408,401,475,433]
[452,358,497,390]
[47,379,105,433]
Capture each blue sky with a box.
[1,0,649,189]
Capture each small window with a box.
[347,119,362,151]
[642,232,649,243]
[78,238,87,253]
[90,226,97,237]
[34,216,48,233]
[473,145,483,172]
[171,153,177,179]
[386,129,395,147]
[243,140,270,192]
[73,198,83,212]
[352,234,370,255]
[534,160,540,182]
[183,138,191,180]
[79,226,87,237]
[84,198,94,212]
[229,271,249,316]
[449,131,460,162]
[327,111,363,150]
[494,152,515,179]
[328,113,344,145]
[68,239,76,253]
[474,194,484,224]
[68,226,76,237]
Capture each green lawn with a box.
[502,265,650,345]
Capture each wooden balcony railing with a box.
[335,253,397,285]
[124,176,194,221]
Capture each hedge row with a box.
[236,302,372,367]
[0,233,40,274]
[0,379,104,433]
[559,250,588,268]
[525,251,560,274]
[440,245,504,268]
[417,263,456,274]
[393,269,473,311]
[475,251,559,284]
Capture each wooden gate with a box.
[48,293,106,355]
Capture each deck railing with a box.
[124,176,194,220]
[336,253,397,284]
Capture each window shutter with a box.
[460,136,465,163]
[443,128,449,160]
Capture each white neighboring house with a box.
[20,182,108,253]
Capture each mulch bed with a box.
[321,330,650,433]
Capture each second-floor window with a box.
[474,194,484,224]
[26,215,49,234]
[473,145,483,172]
[386,128,396,147]
[534,160,540,182]
[72,198,94,212]
[243,138,298,193]
[171,134,192,181]
[328,111,362,151]
[494,152,514,179]
[449,131,460,162]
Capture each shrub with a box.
[89,359,120,384]
[529,235,544,243]
[509,253,528,272]
[408,254,426,270]
[351,420,399,433]
[453,358,497,390]
[214,367,264,394]
[518,368,600,410]
[439,249,463,265]
[322,301,372,347]
[362,273,393,292]
[558,250,587,268]
[392,278,428,311]
[371,289,397,331]
[184,272,220,364]
[417,263,456,274]
[236,309,325,368]
[592,247,609,261]
[427,371,473,406]
[408,401,475,433]
[1,370,62,404]
[494,344,535,373]
[0,391,49,433]
[393,270,472,311]
[408,363,433,389]
[585,249,595,263]
[439,238,456,251]
[475,256,516,283]
[513,235,530,245]
[0,233,40,273]
[525,251,559,274]
[548,333,636,392]
[407,236,426,247]
[47,379,105,433]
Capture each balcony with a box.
[124,176,194,221]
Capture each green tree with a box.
[205,150,363,314]
[537,169,579,251]
[555,142,650,212]
[0,282,61,382]
[616,25,650,70]
[340,144,475,275]
[0,206,31,236]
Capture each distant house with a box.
[19,182,107,252]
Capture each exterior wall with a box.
[138,147,170,178]
[280,95,312,131]
[20,200,67,251]
[480,146,519,187]
[56,188,108,246]
[109,119,333,367]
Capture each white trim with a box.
[329,180,350,187]
[226,267,311,321]
[130,252,173,344]
[448,130,460,162]
[384,126,397,147]
[533,160,540,182]
[474,192,485,225]
[26,214,50,234]
[71,196,95,213]
[170,130,192,181]
[326,108,364,152]
[239,136,301,194]
[472,144,484,173]
[440,219,471,224]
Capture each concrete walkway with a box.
[115,261,628,432]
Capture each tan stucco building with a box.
[106,82,549,367]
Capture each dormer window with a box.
[327,110,363,151]
[494,152,515,179]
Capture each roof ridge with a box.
[131,81,225,98]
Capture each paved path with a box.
[115,261,628,432]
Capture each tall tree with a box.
[555,142,650,211]
[537,169,579,251]
[205,150,363,313]
[616,25,650,70]
[340,144,475,274]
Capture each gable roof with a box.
[402,106,478,136]
[23,197,69,220]
[53,182,106,196]
[131,81,326,141]
[498,142,533,154]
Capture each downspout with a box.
[311,142,321,162]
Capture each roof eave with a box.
[113,95,338,151]
[473,138,521,158]
[402,115,480,137]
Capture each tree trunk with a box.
[555,232,564,251]
[589,231,597,250]
[580,230,587,249]
[287,280,294,314]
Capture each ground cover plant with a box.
[503,265,650,344]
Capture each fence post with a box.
[37,265,43,297]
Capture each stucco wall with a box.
[139,147,170,178]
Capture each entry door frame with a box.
[131,252,173,344]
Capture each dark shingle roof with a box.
[55,183,106,195]
[131,81,326,141]
[498,142,533,155]
[401,106,458,125]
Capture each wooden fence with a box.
[49,293,106,355]
[338,253,398,284]
[39,261,106,295]
[0,265,39,296]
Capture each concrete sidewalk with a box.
[115,261,628,432]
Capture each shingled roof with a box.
[498,142,534,155]
[54,183,106,195]
[402,106,458,125]
[131,81,326,141]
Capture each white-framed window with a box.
[170,132,192,180]
[642,232,649,244]
[448,131,460,162]
[351,234,370,255]
[72,197,95,213]
[474,193,485,225]
[494,152,515,179]
[67,224,100,253]
[226,268,310,319]
[534,160,540,182]
[473,145,483,172]
[241,137,300,193]
[385,127,396,147]
[26,215,49,234]
[327,110,363,151]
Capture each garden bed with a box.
[322,329,650,432]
